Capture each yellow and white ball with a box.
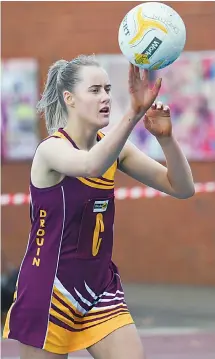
[118,2,186,70]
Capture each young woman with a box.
[3,55,195,359]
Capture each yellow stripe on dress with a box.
[77,158,117,189]
[53,286,84,317]
[2,302,16,338]
[50,305,129,331]
[51,131,67,140]
[2,288,18,338]
[52,294,128,324]
[89,177,114,185]
[76,177,114,190]
[53,286,128,319]
[43,312,133,353]
[102,161,117,181]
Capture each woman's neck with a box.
[63,120,99,151]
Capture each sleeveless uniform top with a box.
[3,128,133,354]
[28,128,117,291]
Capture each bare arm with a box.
[119,136,195,199]
[38,108,144,178]
[157,136,195,198]
[119,101,195,199]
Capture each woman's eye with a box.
[91,87,111,94]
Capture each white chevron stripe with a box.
[93,302,127,311]
[54,277,87,315]
[74,288,93,307]
[102,290,124,297]
[84,281,124,300]
[98,296,125,303]
[84,281,98,299]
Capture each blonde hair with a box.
[37,55,100,134]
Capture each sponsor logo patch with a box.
[93,200,109,213]
[142,37,162,59]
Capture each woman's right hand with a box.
[128,63,162,118]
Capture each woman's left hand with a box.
[143,101,172,138]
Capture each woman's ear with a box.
[63,91,75,107]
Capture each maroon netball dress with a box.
[3,129,134,354]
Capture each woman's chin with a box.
[98,114,110,128]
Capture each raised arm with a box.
[119,102,195,199]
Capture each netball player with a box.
[3,55,195,359]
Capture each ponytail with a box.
[36,60,68,134]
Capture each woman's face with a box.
[66,66,112,129]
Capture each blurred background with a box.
[1,1,215,358]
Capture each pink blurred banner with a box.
[97,51,215,161]
[1,59,40,161]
